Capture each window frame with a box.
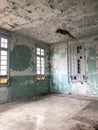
[0,35,9,86]
[68,43,86,83]
[36,47,45,81]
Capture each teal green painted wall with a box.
[86,74,98,95]
[49,44,72,93]
[85,39,98,95]
[50,37,98,96]
[0,75,49,102]
[10,45,32,71]
[0,34,50,103]
[87,58,96,72]
[1,32,98,103]
[94,37,98,42]
[50,74,71,93]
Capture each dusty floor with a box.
[0,94,98,130]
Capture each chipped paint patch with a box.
[94,37,98,42]
[87,58,96,72]
[50,37,98,96]
[10,45,31,71]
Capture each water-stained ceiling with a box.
[0,0,98,44]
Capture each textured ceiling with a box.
[0,0,98,44]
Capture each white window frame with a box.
[36,47,45,80]
[68,43,85,82]
[0,35,9,86]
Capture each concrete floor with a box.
[0,94,98,130]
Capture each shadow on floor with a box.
[0,93,50,113]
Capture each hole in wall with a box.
[50,4,54,9]
[61,10,63,13]
[26,3,31,6]
[27,10,32,13]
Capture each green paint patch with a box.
[10,45,31,71]
[61,75,72,93]
[0,87,8,102]
[60,53,66,58]
[0,75,49,103]
[50,74,60,92]
[88,46,96,57]
[87,46,96,73]
[87,58,96,72]
[94,37,98,42]
[86,74,98,95]
[49,48,56,57]
[50,74,71,93]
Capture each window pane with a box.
[1,43,7,48]
[37,64,40,67]
[37,48,40,52]
[37,67,40,71]
[1,50,7,55]
[41,68,45,74]
[41,49,44,56]
[37,48,40,55]
[37,70,40,74]
[1,56,7,60]
[41,72,44,74]
[37,61,40,64]
[1,66,7,70]
[0,37,8,78]
[37,56,40,60]
[41,61,44,64]
[1,42,5,48]
[1,38,4,43]
[41,67,45,71]
[41,64,45,68]
[36,47,45,76]
[1,61,7,65]
[5,43,7,48]
[37,57,40,64]
[1,70,7,75]
[5,39,8,44]
[41,57,44,64]
[41,70,44,74]
[41,57,44,61]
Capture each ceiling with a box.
[0,0,98,44]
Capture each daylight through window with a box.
[0,37,9,85]
[36,47,45,75]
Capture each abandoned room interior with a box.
[0,0,98,130]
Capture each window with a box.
[36,47,45,80]
[68,43,85,82]
[0,37,9,85]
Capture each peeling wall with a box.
[1,30,98,103]
[50,36,98,96]
[50,43,71,93]
[0,30,50,103]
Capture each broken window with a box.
[0,36,9,86]
[36,47,45,80]
[68,43,85,82]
